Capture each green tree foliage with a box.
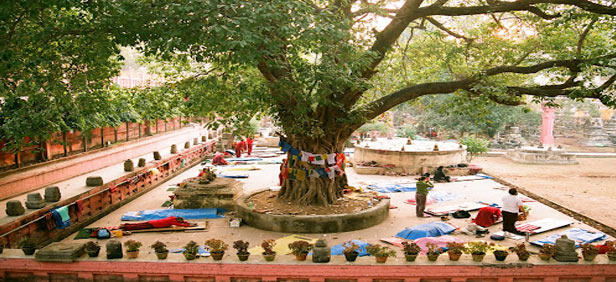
[460,136,490,162]
[396,125,417,139]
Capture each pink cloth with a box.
[414,236,466,254]
[405,197,437,206]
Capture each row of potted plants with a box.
[15,238,615,263]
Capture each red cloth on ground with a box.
[596,244,612,254]
[472,206,502,227]
[235,141,245,158]
[148,216,192,228]
[246,137,253,155]
[120,222,154,231]
[212,153,228,165]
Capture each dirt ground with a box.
[473,156,616,228]
[248,190,374,215]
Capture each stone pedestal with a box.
[506,147,578,165]
[193,138,198,145]
[26,193,45,209]
[138,158,146,167]
[35,242,85,262]
[171,144,178,154]
[581,118,612,147]
[312,239,331,263]
[202,136,207,142]
[124,159,134,172]
[86,176,104,187]
[6,200,25,216]
[44,186,61,202]
[173,177,243,210]
[153,151,162,160]
[106,240,123,259]
[184,142,191,149]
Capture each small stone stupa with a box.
[173,167,242,210]
[581,118,612,147]
[553,235,579,262]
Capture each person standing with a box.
[502,188,525,237]
[234,139,245,158]
[415,176,433,217]
[246,136,253,155]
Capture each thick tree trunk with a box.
[126,122,130,141]
[62,131,68,157]
[277,134,349,206]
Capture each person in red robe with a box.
[472,206,502,227]
[119,216,195,231]
[234,139,245,158]
[246,137,253,155]
[211,152,228,165]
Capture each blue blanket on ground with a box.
[330,240,370,257]
[121,208,225,221]
[531,228,606,248]
[366,183,419,193]
[395,222,456,240]
[217,174,249,178]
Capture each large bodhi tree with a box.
[112,0,616,205]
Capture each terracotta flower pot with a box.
[237,252,250,261]
[375,256,389,263]
[494,251,508,262]
[126,250,139,259]
[517,253,530,261]
[155,251,168,260]
[344,251,359,262]
[404,253,418,262]
[295,252,308,261]
[22,247,36,256]
[471,253,485,262]
[583,252,597,262]
[538,252,551,261]
[448,251,462,261]
[211,251,225,261]
[607,252,616,261]
[86,249,100,258]
[427,253,440,262]
[184,252,197,260]
[263,252,276,261]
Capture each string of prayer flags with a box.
[326,153,336,165]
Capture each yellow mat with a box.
[223,166,261,171]
[248,234,317,255]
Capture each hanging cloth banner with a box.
[326,153,336,165]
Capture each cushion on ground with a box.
[395,222,456,240]
[531,228,606,248]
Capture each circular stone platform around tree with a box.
[235,190,390,233]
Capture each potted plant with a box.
[606,241,616,261]
[151,241,169,260]
[183,241,199,260]
[446,242,465,261]
[124,240,142,259]
[84,241,101,257]
[426,243,442,261]
[342,241,360,262]
[465,241,490,262]
[288,241,313,261]
[205,239,228,261]
[366,244,396,263]
[493,249,509,261]
[233,240,250,261]
[510,243,531,261]
[581,243,599,262]
[538,244,555,261]
[402,241,421,262]
[18,237,36,256]
[261,239,277,261]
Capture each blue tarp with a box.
[225,157,263,162]
[330,240,370,257]
[476,173,492,179]
[429,191,462,203]
[217,174,249,179]
[531,228,606,248]
[121,208,225,221]
[366,183,420,193]
[395,222,456,240]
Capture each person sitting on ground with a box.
[211,152,228,165]
[502,188,525,237]
[472,206,502,228]
[415,176,433,218]
[433,166,451,182]
[119,216,196,231]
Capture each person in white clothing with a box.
[502,188,525,237]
